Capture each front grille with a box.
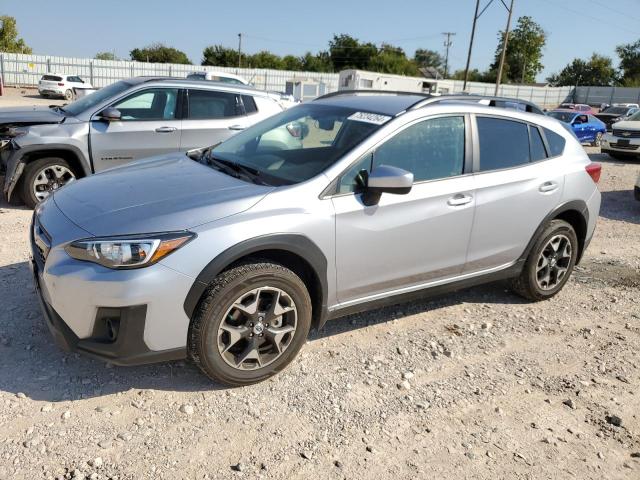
[612,129,640,139]
[32,216,52,264]
[610,143,639,151]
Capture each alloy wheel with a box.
[32,164,76,202]
[535,234,572,290]
[217,287,297,370]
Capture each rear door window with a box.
[187,90,243,119]
[529,125,548,162]
[477,117,530,171]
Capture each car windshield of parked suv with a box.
[601,107,629,115]
[547,111,576,123]
[627,110,640,121]
[62,80,133,116]
[209,104,388,186]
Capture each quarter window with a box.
[242,95,258,114]
[529,125,548,162]
[188,90,243,119]
[477,117,530,171]
[114,88,179,121]
[543,127,566,157]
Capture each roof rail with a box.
[409,95,545,115]
[315,89,432,101]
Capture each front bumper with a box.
[601,134,640,155]
[30,202,194,365]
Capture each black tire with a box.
[188,261,312,386]
[64,89,74,101]
[591,132,603,147]
[510,219,578,301]
[20,157,76,209]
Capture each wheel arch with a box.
[183,234,329,331]
[520,200,589,264]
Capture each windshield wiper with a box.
[48,105,66,113]
[206,153,269,186]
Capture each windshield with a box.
[628,110,640,121]
[601,107,629,115]
[63,80,133,116]
[210,104,388,185]
[547,111,576,123]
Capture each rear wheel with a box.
[511,219,578,301]
[188,261,312,386]
[64,89,74,101]
[20,158,76,209]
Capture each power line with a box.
[587,0,640,25]
[538,0,639,36]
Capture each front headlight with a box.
[64,232,195,269]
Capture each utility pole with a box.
[494,0,515,96]
[442,32,456,78]
[463,0,481,91]
[237,33,242,70]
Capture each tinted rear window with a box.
[42,75,62,81]
[477,117,530,171]
[543,128,566,157]
[186,73,206,81]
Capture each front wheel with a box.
[20,158,76,208]
[510,219,578,301]
[188,261,312,386]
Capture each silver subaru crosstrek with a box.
[31,92,601,386]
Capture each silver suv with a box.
[1,77,283,207]
[30,92,601,386]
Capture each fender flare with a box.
[518,199,589,263]
[3,143,91,200]
[183,234,329,327]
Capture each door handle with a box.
[447,194,473,206]
[539,181,558,193]
[228,125,245,131]
[155,126,177,133]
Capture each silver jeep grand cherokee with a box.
[31,92,601,386]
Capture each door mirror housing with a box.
[98,107,122,122]
[362,165,413,206]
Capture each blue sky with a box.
[5,0,640,80]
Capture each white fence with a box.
[0,51,573,107]
[0,52,340,93]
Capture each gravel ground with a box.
[1,89,639,479]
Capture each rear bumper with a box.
[635,185,640,202]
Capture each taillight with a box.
[585,163,601,183]
[57,83,64,86]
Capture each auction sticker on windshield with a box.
[348,112,392,125]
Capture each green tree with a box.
[0,15,32,54]
[248,50,283,69]
[281,54,303,71]
[451,68,488,82]
[616,39,640,86]
[414,48,444,70]
[201,45,237,67]
[95,51,117,61]
[547,54,618,86]
[301,51,332,72]
[130,43,191,64]
[489,16,546,84]
[368,44,419,76]
[329,34,377,71]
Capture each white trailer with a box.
[338,69,445,94]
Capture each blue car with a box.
[547,110,606,146]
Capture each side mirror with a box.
[362,165,413,206]
[98,107,122,122]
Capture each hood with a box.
[53,153,274,236]
[595,113,623,120]
[611,120,640,130]
[0,106,65,128]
